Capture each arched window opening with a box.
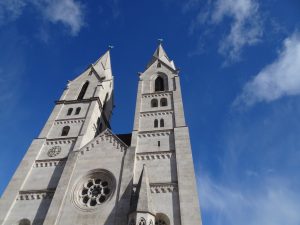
[61,126,70,136]
[158,141,160,147]
[160,119,164,127]
[157,62,161,68]
[77,81,89,100]
[67,108,73,115]
[151,99,158,107]
[160,98,167,107]
[154,119,158,128]
[75,107,81,115]
[155,76,165,92]
[139,218,146,225]
[19,218,31,225]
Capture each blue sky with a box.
[0,0,300,224]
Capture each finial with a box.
[108,45,114,50]
[157,38,163,44]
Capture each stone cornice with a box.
[141,91,172,98]
[140,110,173,117]
[17,189,55,201]
[136,150,175,160]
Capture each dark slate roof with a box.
[116,133,132,146]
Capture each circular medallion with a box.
[47,146,61,157]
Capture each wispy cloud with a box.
[186,0,263,64]
[199,174,300,225]
[234,31,300,107]
[0,0,85,36]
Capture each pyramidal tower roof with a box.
[133,165,154,213]
[147,43,176,70]
[91,49,112,79]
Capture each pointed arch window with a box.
[75,107,81,115]
[160,119,164,127]
[160,98,167,107]
[151,99,158,107]
[139,218,146,225]
[154,119,158,128]
[67,108,73,115]
[61,126,70,136]
[77,81,89,100]
[155,76,165,92]
[157,62,161,68]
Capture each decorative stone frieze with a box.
[17,190,55,201]
[54,119,85,125]
[137,129,172,138]
[150,183,178,193]
[79,130,127,156]
[136,151,174,160]
[142,92,172,98]
[34,159,66,168]
[45,138,76,146]
[140,110,173,117]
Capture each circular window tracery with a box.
[73,170,115,211]
[47,146,61,157]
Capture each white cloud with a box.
[199,174,300,225]
[0,0,26,24]
[43,0,84,36]
[0,0,85,36]
[188,0,263,63]
[235,32,300,106]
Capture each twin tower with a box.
[0,44,202,225]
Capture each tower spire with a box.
[92,49,112,80]
[146,42,176,70]
[133,165,154,213]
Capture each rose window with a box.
[47,146,61,157]
[73,170,115,211]
[79,178,111,207]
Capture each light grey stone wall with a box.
[0,60,114,225]
[132,57,202,225]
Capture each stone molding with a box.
[54,119,85,125]
[17,190,55,201]
[137,129,172,138]
[45,138,76,145]
[136,150,175,160]
[79,130,127,156]
[34,159,67,168]
[141,92,172,98]
[150,183,178,193]
[140,110,173,117]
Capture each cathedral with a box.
[0,44,202,225]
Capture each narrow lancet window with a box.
[67,108,73,115]
[77,81,89,100]
[160,119,164,127]
[75,107,81,115]
[154,119,158,128]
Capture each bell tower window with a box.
[61,126,70,136]
[67,108,73,115]
[78,81,89,100]
[155,76,165,92]
[151,99,158,107]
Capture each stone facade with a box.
[0,44,202,225]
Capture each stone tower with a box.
[0,44,202,225]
